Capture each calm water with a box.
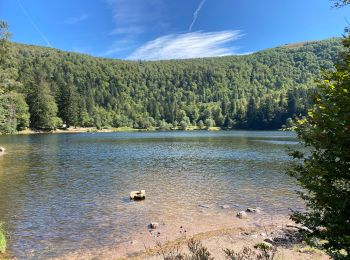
[0,131,302,259]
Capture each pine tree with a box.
[58,83,80,127]
[27,71,62,130]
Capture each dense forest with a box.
[0,22,344,133]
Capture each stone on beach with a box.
[130,190,146,200]
[236,211,248,219]
[221,205,230,209]
[264,238,274,243]
[0,147,5,153]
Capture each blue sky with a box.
[1,0,349,60]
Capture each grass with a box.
[0,223,6,255]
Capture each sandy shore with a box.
[49,213,328,260]
[13,126,222,135]
[16,127,140,135]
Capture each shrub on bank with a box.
[0,223,6,254]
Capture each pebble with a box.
[149,222,159,229]
[236,211,248,219]
[246,207,262,213]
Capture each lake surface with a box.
[0,131,303,259]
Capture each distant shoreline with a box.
[7,126,224,135]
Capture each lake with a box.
[0,131,303,259]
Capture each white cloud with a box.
[127,30,244,61]
[64,14,88,25]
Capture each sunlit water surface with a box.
[0,131,303,259]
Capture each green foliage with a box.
[205,118,215,129]
[0,18,345,132]
[158,119,172,130]
[179,116,190,130]
[0,20,30,133]
[0,92,29,133]
[288,32,350,259]
[332,0,350,7]
[156,239,213,260]
[197,120,204,130]
[187,239,214,260]
[26,72,61,130]
[224,245,277,260]
[57,83,81,127]
[0,223,6,254]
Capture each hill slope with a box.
[3,38,344,130]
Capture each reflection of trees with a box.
[0,134,61,253]
[0,135,32,243]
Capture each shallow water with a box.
[0,131,303,259]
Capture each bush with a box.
[158,119,172,130]
[205,119,214,129]
[288,32,350,259]
[157,239,213,260]
[187,239,214,260]
[0,223,6,254]
[179,120,188,130]
[224,245,277,260]
[197,120,204,130]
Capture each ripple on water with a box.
[0,131,303,259]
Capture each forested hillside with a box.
[0,26,344,132]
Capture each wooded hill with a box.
[0,36,344,132]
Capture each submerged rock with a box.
[246,207,262,213]
[149,222,159,229]
[130,240,138,245]
[236,211,248,219]
[130,190,146,200]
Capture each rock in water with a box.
[149,222,159,229]
[236,211,248,219]
[246,207,262,213]
[130,190,146,200]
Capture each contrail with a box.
[16,0,52,47]
[189,0,207,32]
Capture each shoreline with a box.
[48,213,327,260]
[10,126,222,135]
[3,126,291,136]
